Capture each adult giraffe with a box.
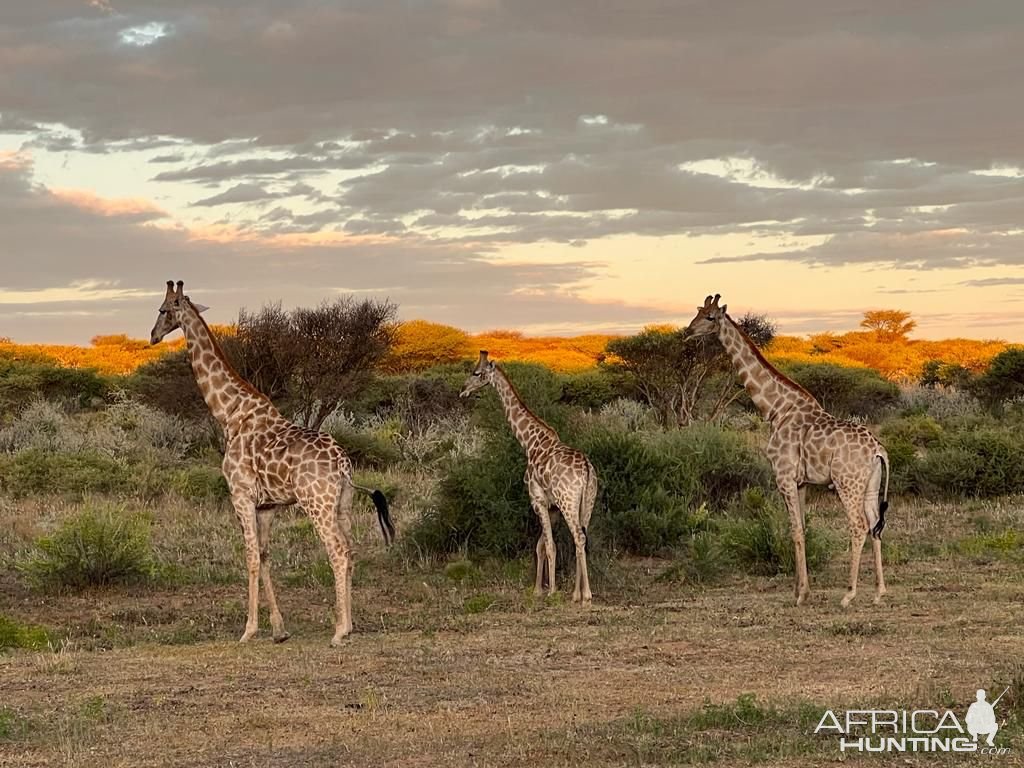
[685,294,889,607]
[150,280,395,645]
[460,351,597,604]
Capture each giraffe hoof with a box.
[841,594,855,608]
[273,631,291,644]
[872,592,886,605]
[238,631,257,643]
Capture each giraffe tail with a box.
[871,454,889,540]
[352,482,396,546]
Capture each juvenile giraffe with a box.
[150,280,395,646]
[685,294,889,607]
[460,351,597,603]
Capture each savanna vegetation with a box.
[2,303,1022,767]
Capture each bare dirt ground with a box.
[2,540,1023,768]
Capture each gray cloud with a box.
[0,158,678,342]
[3,0,1024,327]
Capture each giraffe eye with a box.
[158,309,167,315]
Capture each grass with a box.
[0,491,1023,765]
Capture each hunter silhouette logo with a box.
[967,688,1009,747]
[814,686,1011,755]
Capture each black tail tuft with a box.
[582,526,589,554]
[871,500,888,539]
[371,489,395,546]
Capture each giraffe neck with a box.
[178,303,265,426]
[490,367,559,456]
[716,316,819,424]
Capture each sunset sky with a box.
[2,1,1024,343]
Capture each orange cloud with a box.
[50,187,168,219]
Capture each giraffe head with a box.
[149,279,209,345]
[459,350,496,398]
[683,293,727,340]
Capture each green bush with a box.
[973,348,1024,408]
[328,424,401,468]
[0,355,110,413]
[648,426,774,509]
[0,449,131,497]
[18,505,156,589]
[778,361,899,419]
[408,431,531,557]
[559,369,620,410]
[917,429,1024,497]
[578,427,695,555]
[878,414,943,494]
[172,465,230,502]
[718,488,835,576]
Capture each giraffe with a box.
[460,351,598,604]
[149,280,395,646]
[684,294,889,607]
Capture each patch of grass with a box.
[17,504,156,590]
[0,707,35,742]
[577,695,827,765]
[172,464,229,503]
[0,614,52,651]
[444,558,479,584]
[462,592,498,614]
[949,529,1024,563]
[826,620,884,637]
[718,489,835,576]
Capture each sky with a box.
[2,1,1024,344]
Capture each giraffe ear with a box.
[720,304,727,314]
[192,303,210,314]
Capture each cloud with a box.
[0,157,678,342]
[190,182,281,207]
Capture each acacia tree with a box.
[606,313,776,427]
[230,298,398,429]
[860,310,916,342]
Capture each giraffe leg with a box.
[257,509,289,643]
[534,534,548,594]
[778,478,810,605]
[795,485,808,601]
[871,536,887,604]
[334,480,356,638]
[862,460,887,604]
[835,481,869,608]
[232,495,261,642]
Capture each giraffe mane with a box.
[185,299,268,401]
[494,365,559,438]
[725,314,820,406]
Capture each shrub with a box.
[648,426,774,510]
[407,432,531,557]
[917,429,1024,497]
[18,505,156,589]
[718,488,835,576]
[974,348,1024,408]
[172,465,230,503]
[0,355,109,413]
[327,421,401,468]
[0,449,131,497]
[578,427,695,555]
[778,362,900,420]
[560,370,620,410]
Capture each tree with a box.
[860,310,917,342]
[231,298,398,429]
[606,313,775,427]
[972,348,1024,407]
[386,320,471,372]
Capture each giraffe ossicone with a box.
[150,279,395,646]
[685,293,889,608]
[460,350,598,603]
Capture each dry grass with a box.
[1,493,1023,767]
